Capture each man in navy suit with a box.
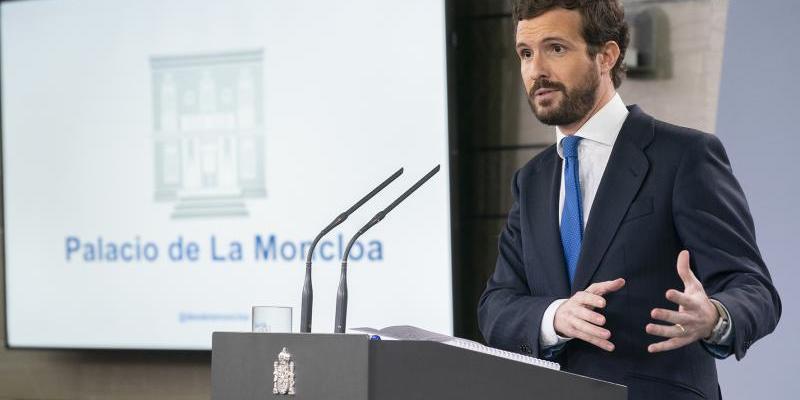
[477,1,781,399]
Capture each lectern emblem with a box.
[273,347,296,395]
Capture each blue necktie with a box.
[560,136,584,287]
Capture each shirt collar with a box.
[556,93,629,159]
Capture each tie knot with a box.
[562,136,582,158]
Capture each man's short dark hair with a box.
[512,0,630,88]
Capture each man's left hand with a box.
[646,250,719,353]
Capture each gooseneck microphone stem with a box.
[334,164,441,333]
[300,167,404,333]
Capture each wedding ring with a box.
[675,323,687,336]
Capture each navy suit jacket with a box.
[478,106,781,400]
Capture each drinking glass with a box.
[251,306,292,333]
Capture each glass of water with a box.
[252,306,292,333]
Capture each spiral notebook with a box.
[350,325,560,371]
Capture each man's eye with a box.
[552,44,565,53]
[520,49,532,59]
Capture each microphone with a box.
[334,164,441,333]
[300,167,404,333]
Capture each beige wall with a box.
[620,0,729,134]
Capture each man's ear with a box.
[597,40,621,74]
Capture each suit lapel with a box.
[571,106,654,293]
[526,149,570,297]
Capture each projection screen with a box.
[2,0,452,349]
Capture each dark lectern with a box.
[212,332,626,400]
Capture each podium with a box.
[212,332,626,399]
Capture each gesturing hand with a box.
[554,278,626,352]
[646,250,719,353]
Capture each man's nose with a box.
[527,55,550,83]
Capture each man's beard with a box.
[528,70,599,126]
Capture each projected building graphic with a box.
[150,50,266,218]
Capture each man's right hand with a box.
[553,278,626,352]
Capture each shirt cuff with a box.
[540,299,572,348]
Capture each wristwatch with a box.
[705,299,730,344]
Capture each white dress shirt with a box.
[539,93,628,347]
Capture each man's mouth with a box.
[534,88,558,97]
[534,88,560,101]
